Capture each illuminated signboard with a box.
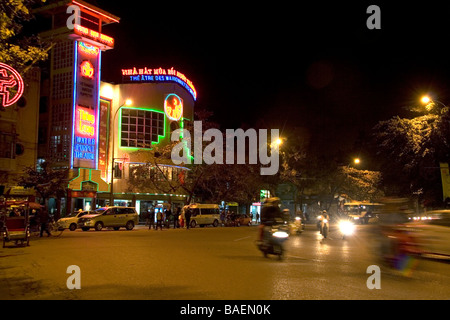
[121,67,197,101]
[164,94,183,121]
[71,41,101,169]
[73,24,114,49]
[0,62,24,108]
[76,106,95,137]
[74,106,96,160]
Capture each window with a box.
[0,133,15,159]
[120,109,164,148]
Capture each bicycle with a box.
[47,217,64,237]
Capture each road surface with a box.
[1,223,449,300]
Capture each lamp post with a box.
[420,95,447,112]
[109,99,132,206]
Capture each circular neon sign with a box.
[164,94,183,121]
[0,62,24,108]
[80,60,94,79]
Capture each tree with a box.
[281,146,383,211]
[373,108,450,204]
[0,0,50,74]
[16,160,69,218]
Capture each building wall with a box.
[99,81,194,204]
[0,68,41,194]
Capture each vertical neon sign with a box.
[71,41,101,169]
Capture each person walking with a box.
[156,210,163,230]
[39,210,51,237]
[174,206,180,228]
[220,210,225,226]
[148,208,155,230]
[184,208,191,230]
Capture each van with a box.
[184,203,220,228]
[78,206,139,231]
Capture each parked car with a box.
[235,214,252,226]
[78,206,139,231]
[184,203,220,228]
[58,210,92,231]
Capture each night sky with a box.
[95,1,450,158]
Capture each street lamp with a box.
[353,158,361,165]
[109,99,132,206]
[275,138,283,146]
[420,95,447,112]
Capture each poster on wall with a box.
[72,41,101,169]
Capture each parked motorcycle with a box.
[257,224,290,260]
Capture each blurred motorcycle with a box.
[257,224,290,260]
[321,217,329,238]
[318,210,330,238]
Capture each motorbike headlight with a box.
[295,217,301,221]
[323,219,328,223]
[339,221,355,235]
[273,231,289,238]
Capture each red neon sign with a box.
[121,67,197,101]
[72,1,120,23]
[0,62,24,108]
[80,60,95,79]
[164,94,183,121]
[74,24,114,48]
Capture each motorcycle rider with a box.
[258,197,283,241]
[319,210,330,235]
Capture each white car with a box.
[183,203,220,228]
[58,211,92,231]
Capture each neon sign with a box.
[74,24,114,48]
[0,62,24,108]
[121,67,197,101]
[74,106,96,160]
[78,42,99,56]
[80,60,94,79]
[77,107,95,137]
[164,94,183,121]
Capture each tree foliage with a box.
[16,161,69,209]
[373,107,450,202]
[0,0,50,73]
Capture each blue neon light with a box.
[70,40,79,169]
[126,74,197,101]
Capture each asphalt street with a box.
[1,223,449,300]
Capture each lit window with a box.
[120,109,164,148]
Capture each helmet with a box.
[322,210,327,213]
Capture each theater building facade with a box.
[36,1,194,216]
[97,69,195,215]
